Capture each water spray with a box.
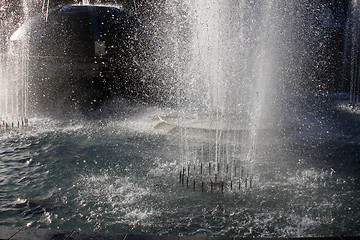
[41,0,50,22]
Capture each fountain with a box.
[151,1,309,193]
[0,0,30,129]
[149,0,359,194]
[1,0,360,238]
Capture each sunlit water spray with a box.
[0,0,30,129]
[0,0,104,129]
[336,0,360,114]
[157,1,303,193]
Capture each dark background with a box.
[0,0,353,93]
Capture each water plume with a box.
[157,1,304,192]
[0,0,30,129]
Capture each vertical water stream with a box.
[159,1,304,192]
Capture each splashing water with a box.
[156,1,308,192]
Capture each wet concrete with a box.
[0,226,359,240]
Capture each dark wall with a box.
[300,0,350,92]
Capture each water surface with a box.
[0,97,360,238]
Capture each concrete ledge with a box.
[1,226,359,240]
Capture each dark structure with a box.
[9,5,158,112]
[301,0,350,93]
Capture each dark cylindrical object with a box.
[9,5,156,112]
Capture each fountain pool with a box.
[0,95,360,237]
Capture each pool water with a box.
[0,97,360,238]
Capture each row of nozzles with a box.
[0,118,29,129]
[181,162,249,179]
[179,163,253,194]
[179,172,253,194]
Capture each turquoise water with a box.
[0,97,360,237]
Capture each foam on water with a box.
[76,173,157,230]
